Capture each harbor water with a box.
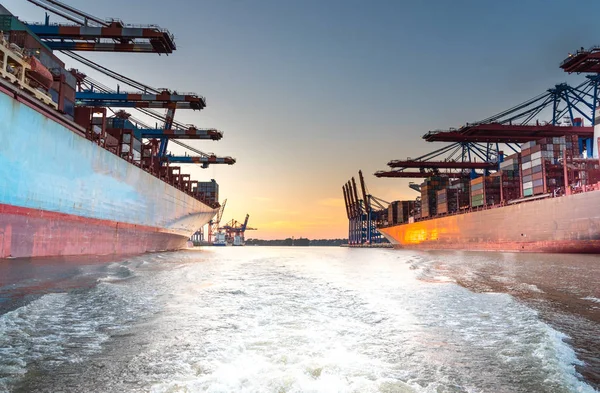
[0,247,598,392]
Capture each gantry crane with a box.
[109,110,223,141]
[422,79,598,154]
[63,52,235,171]
[207,200,227,244]
[375,142,501,180]
[65,51,206,158]
[219,215,257,246]
[26,0,176,53]
[375,46,600,198]
[342,170,388,246]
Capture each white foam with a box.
[582,296,600,304]
[0,260,159,390]
[2,249,597,393]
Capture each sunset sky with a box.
[8,0,600,239]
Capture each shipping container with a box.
[63,98,75,117]
[397,201,415,223]
[470,176,501,207]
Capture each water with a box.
[0,247,598,393]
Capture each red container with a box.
[532,172,544,180]
[62,85,76,102]
[505,153,520,161]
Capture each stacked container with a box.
[436,188,459,214]
[388,201,399,225]
[437,179,470,214]
[398,200,416,223]
[420,176,449,218]
[470,176,501,207]
[519,137,570,197]
[387,201,416,224]
[497,153,521,201]
[436,188,449,214]
[194,180,219,206]
[49,68,77,119]
[449,178,471,212]
[106,118,143,161]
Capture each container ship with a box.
[343,46,600,253]
[0,2,235,258]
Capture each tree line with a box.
[245,238,347,246]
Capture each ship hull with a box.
[379,190,600,253]
[0,77,217,259]
[0,204,203,258]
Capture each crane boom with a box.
[342,185,351,219]
[347,181,356,217]
[351,177,361,215]
[359,170,371,213]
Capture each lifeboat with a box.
[25,56,53,90]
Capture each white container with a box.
[520,141,535,150]
[531,158,542,167]
[531,151,542,160]
[522,161,532,170]
[523,181,533,189]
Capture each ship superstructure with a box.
[0,2,236,258]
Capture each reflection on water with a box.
[0,248,597,393]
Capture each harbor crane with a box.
[63,52,235,170]
[375,142,502,180]
[342,170,388,246]
[423,78,599,155]
[207,199,227,243]
[219,215,257,246]
[376,46,600,198]
[26,0,176,53]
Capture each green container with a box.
[0,15,27,32]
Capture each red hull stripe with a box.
[0,204,189,259]
[391,240,600,254]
